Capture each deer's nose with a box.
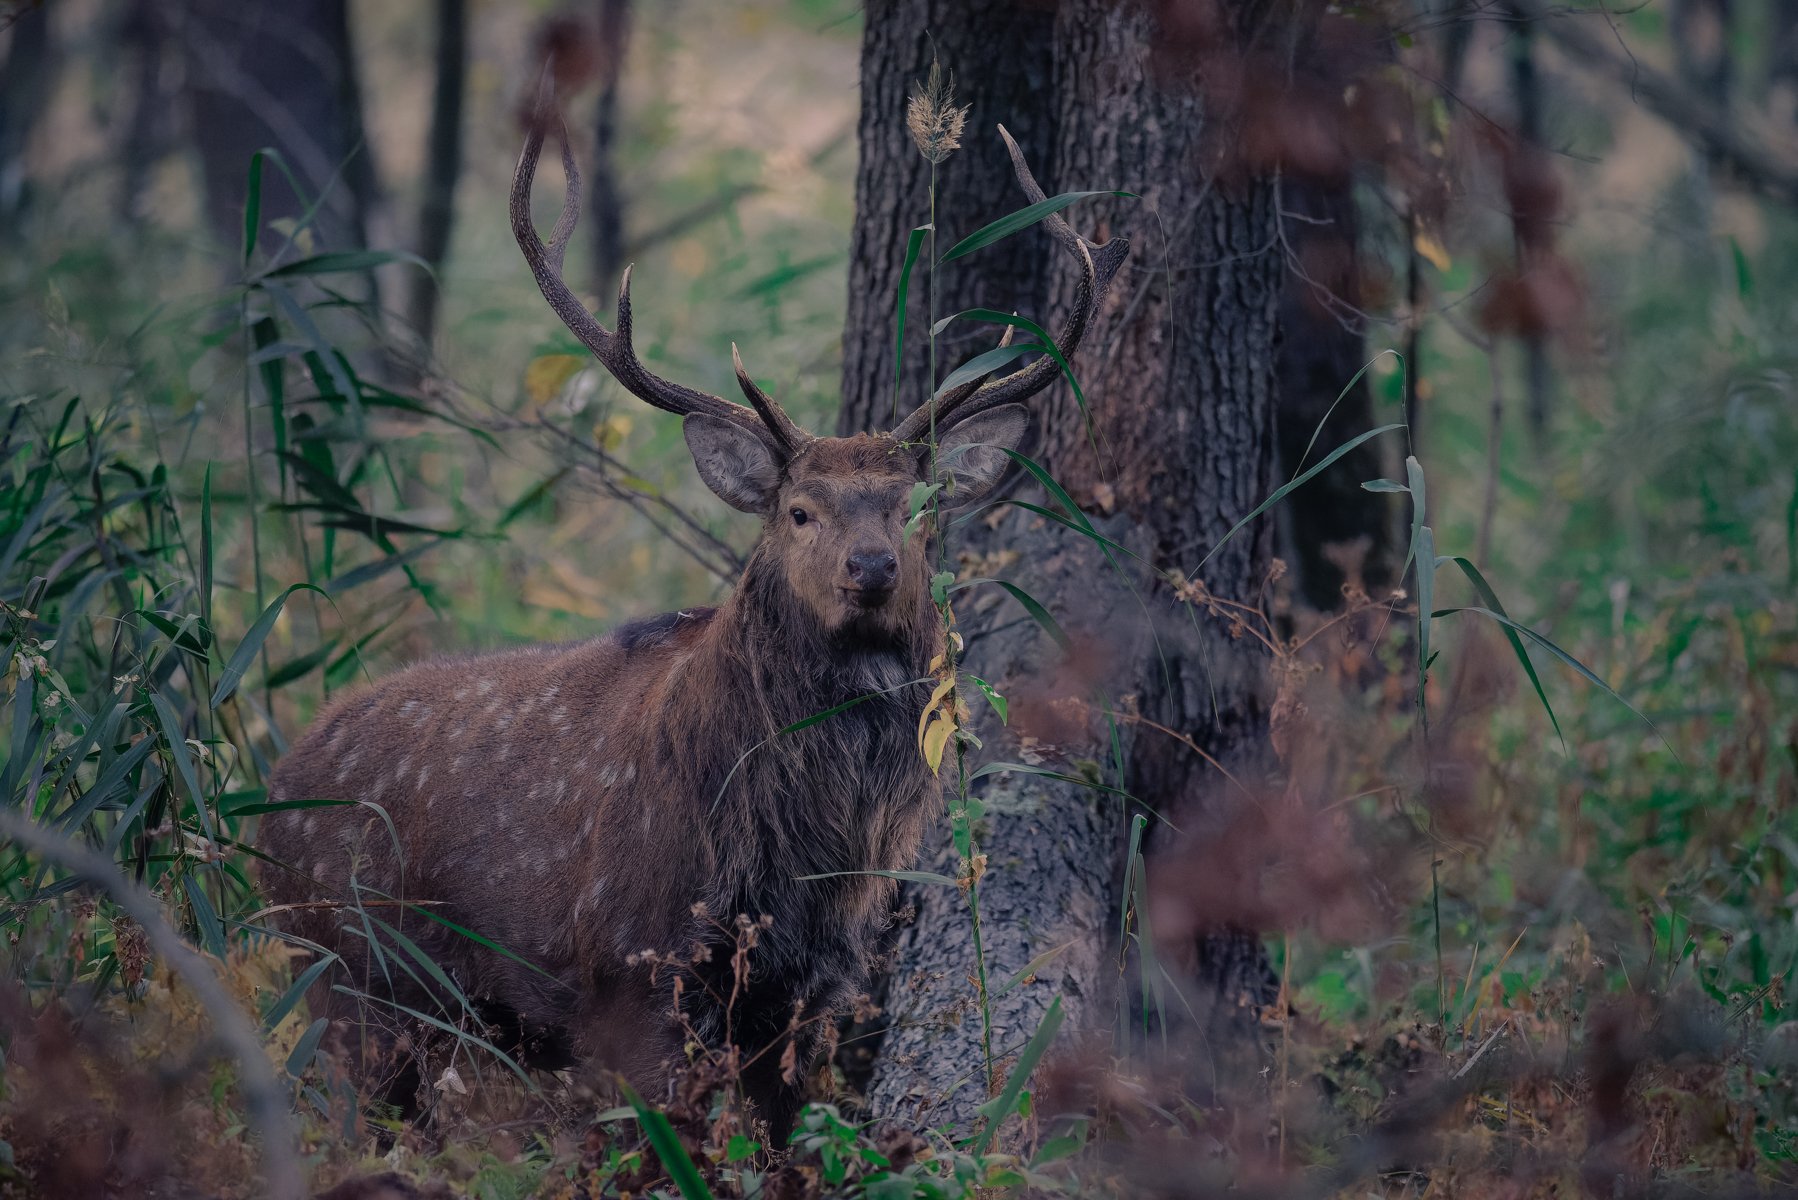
[846,549,898,590]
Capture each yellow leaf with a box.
[525,354,587,408]
[917,674,956,745]
[921,712,953,772]
[1413,230,1451,273]
[595,413,633,450]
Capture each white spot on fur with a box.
[597,764,619,789]
[580,814,594,839]
[415,765,430,791]
[476,679,494,696]
[620,761,636,786]
[454,687,469,701]
[303,816,319,836]
[312,861,328,880]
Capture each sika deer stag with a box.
[260,84,1128,1140]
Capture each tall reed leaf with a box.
[943,191,1135,262]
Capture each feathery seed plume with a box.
[907,56,968,164]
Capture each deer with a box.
[257,82,1129,1143]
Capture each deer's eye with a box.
[790,507,809,527]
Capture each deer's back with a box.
[259,609,719,1026]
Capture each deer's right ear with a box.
[683,414,782,514]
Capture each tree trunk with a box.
[1274,173,1396,610]
[589,0,632,298]
[406,0,468,350]
[842,0,1287,1131]
[0,0,53,234]
[176,0,381,260]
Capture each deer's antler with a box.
[511,76,811,456]
[890,126,1129,444]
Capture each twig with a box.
[1452,1018,1510,1079]
[0,810,306,1200]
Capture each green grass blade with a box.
[285,1017,328,1079]
[892,224,931,412]
[262,953,340,1032]
[972,995,1065,1155]
[933,342,1038,397]
[620,1081,716,1198]
[1195,424,1405,573]
[794,868,958,886]
[1438,555,1565,750]
[150,691,213,838]
[951,577,1070,650]
[258,249,432,280]
[1403,455,1428,578]
[942,190,1135,262]
[212,584,326,708]
[1432,604,1672,752]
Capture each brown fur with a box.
[259,434,953,1139]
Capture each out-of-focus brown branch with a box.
[1511,0,1798,205]
[0,810,306,1200]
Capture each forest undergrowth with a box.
[3,63,1798,1200]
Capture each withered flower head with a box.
[907,56,968,164]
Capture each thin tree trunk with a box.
[1508,3,1553,445]
[0,0,52,234]
[1274,174,1395,610]
[176,0,381,261]
[406,0,468,349]
[843,0,1286,1130]
[1772,1,1798,134]
[117,0,171,227]
[589,0,631,298]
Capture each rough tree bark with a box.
[841,0,1290,1130]
[1274,173,1395,610]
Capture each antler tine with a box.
[511,74,807,452]
[732,344,812,453]
[890,126,1130,444]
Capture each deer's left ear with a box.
[930,404,1029,505]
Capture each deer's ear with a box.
[933,404,1029,505]
[684,414,782,514]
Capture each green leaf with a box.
[1361,478,1409,493]
[262,954,340,1032]
[183,876,228,958]
[150,692,212,837]
[992,940,1074,998]
[1437,555,1564,750]
[935,310,1086,422]
[794,869,959,887]
[942,190,1135,262]
[212,584,326,708]
[972,996,1064,1155]
[892,225,930,407]
[1195,424,1405,572]
[968,675,1007,724]
[933,342,1038,397]
[265,639,340,690]
[285,1017,329,1079]
[620,1081,716,1199]
[259,249,432,279]
[242,150,266,268]
[1403,455,1428,578]
[1415,524,1435,699]
[1432,604,1670,751]
[951,577,1070,651]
